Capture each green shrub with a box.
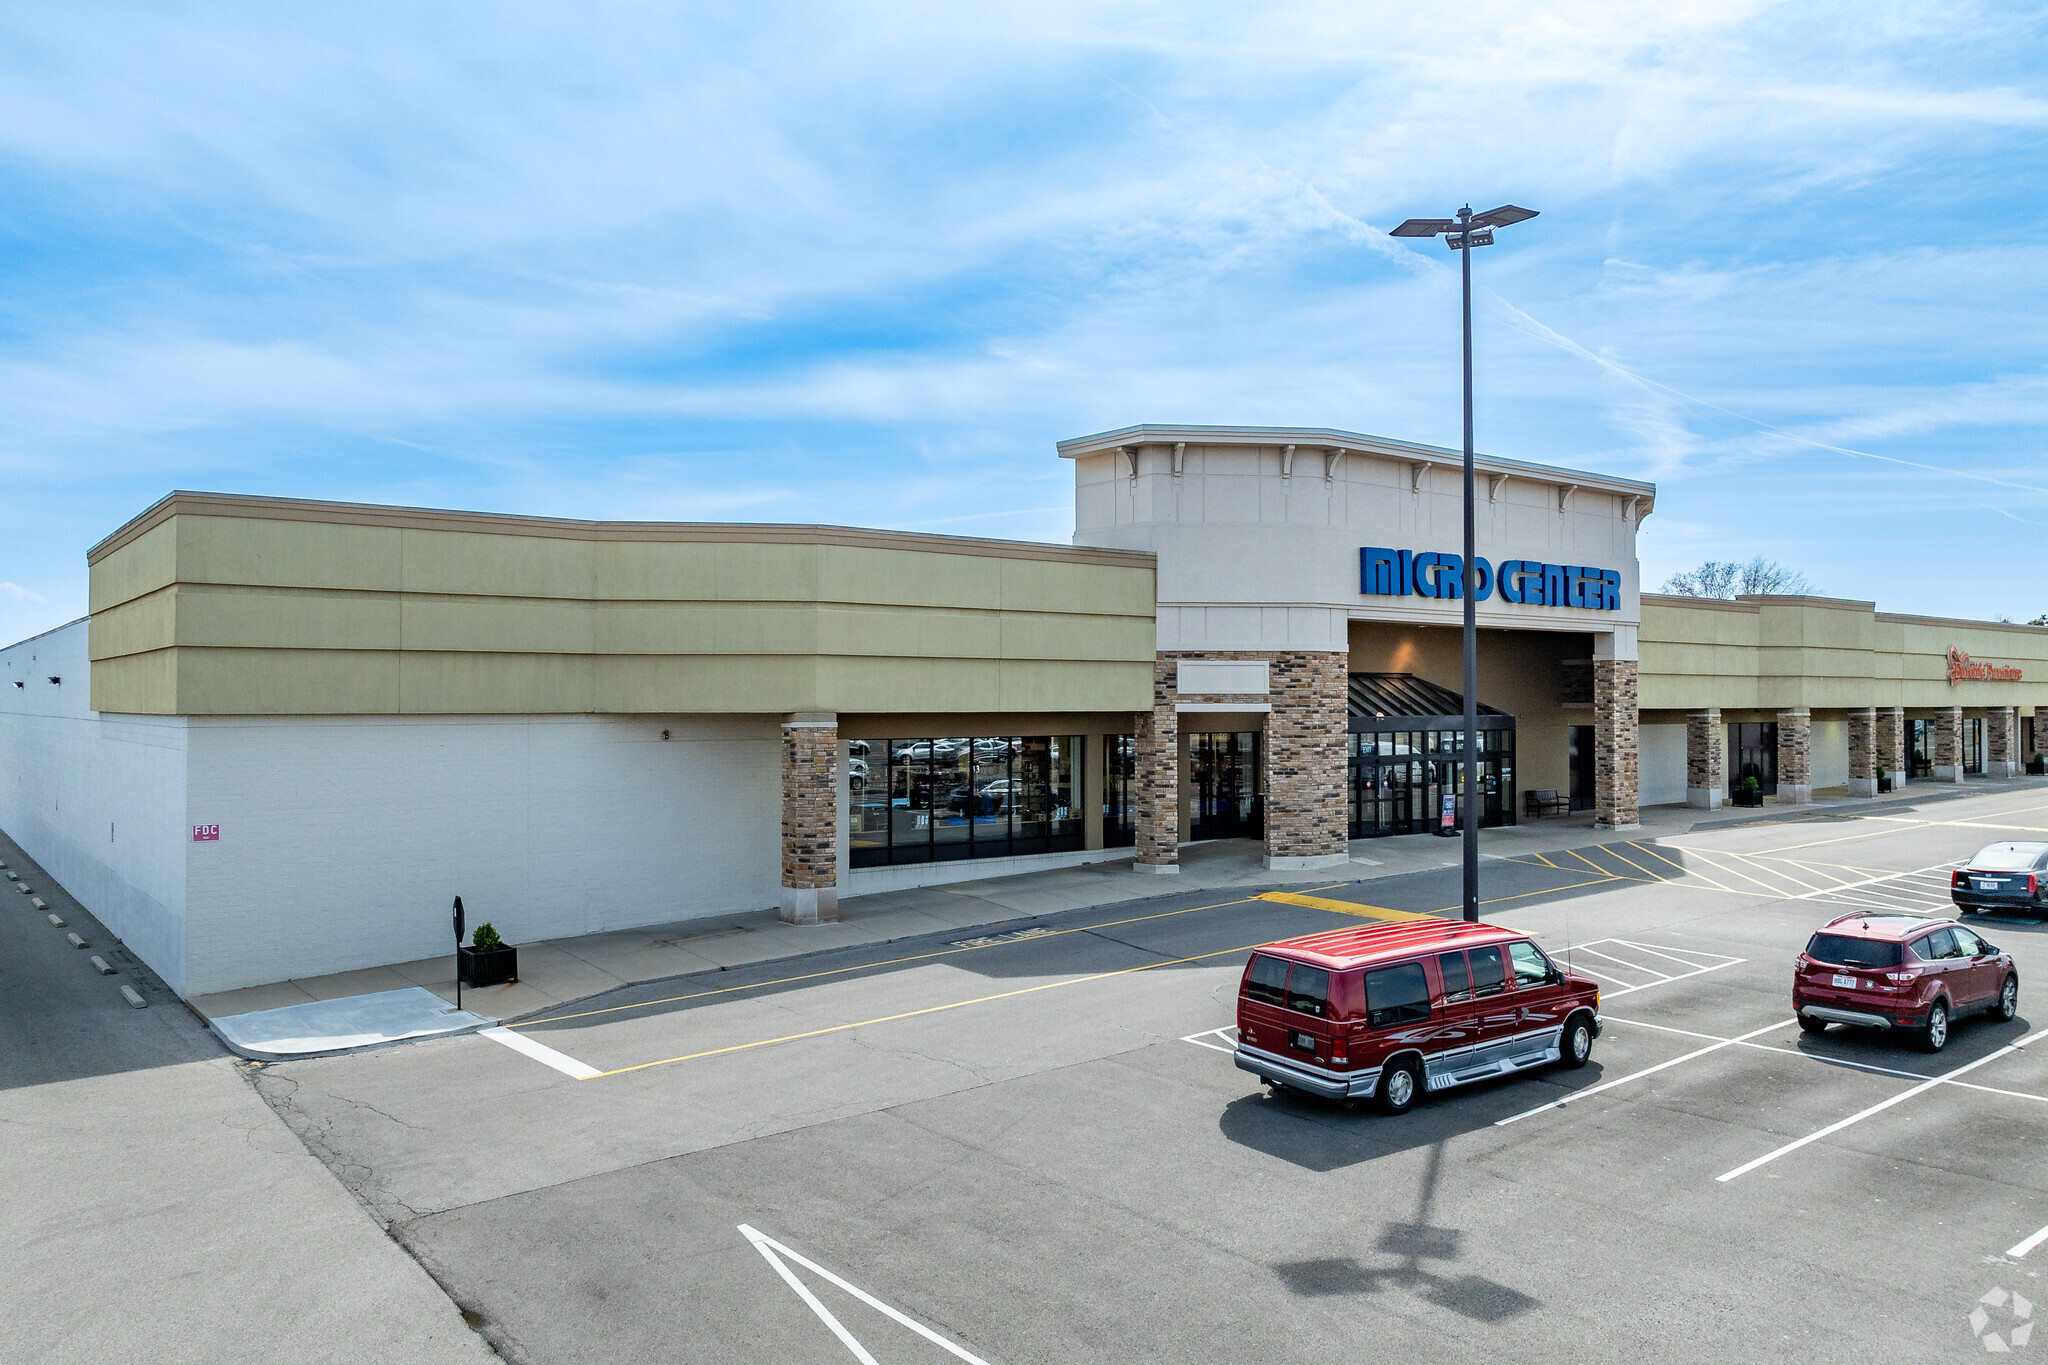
[471,922,503,952]
[1740,775,1761,793]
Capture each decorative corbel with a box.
[1323,446,1345,482]
[1280,444,1296,479]
[1557,483,1578,514]
[1488,473,1508,503]
[1623,495,1640,525]
[1172,442,1186,477]
[1410,462,1429,494]
[1118,445,1139,483]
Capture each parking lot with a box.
[253,787,2048,1362]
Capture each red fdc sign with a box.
[192,824,220,842]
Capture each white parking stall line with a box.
[1495,1019,1797,1127]
[2009,1223,2048,1260]
[739,1224,994,1365]
[1716,1030,2048,1183]
[481,1026,601,1080]
[1180,1026,1238,1055]
[1561,939,1744,998]
[1606,1017,2048,1103]
[1570,947,1674,980]
[1562,961,1646,990]
[1795,859,1962,904]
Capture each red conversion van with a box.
[1233,919,1601,1114]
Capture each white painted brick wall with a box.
[0,621,192,991]
[1639,722,1687,808]
[1812,720,1849,791]
[182,714,782,995]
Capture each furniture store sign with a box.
[1359,548,1620,610]
[1948,648,2022,683]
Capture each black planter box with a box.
[1878,774,1897,793]
[1732,789,1764,808]
[2030,758,2047,776]
[459,944,518,987]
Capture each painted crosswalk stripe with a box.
[480,1025,600,1079]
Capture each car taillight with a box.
[1885,970,1920,985]
[2029,874,2040,896]
[1331,1042,1347,1064]
[1953,870,1968,888]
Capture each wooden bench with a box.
[1523,788,1568,817]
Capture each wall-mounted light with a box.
[10,681,20,689]
[47,677,60,685]
[661,729,671,741]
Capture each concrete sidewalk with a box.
[189,776,2044,1027]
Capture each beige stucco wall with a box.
[1641,594,2047,714]
[87,495,1158,717]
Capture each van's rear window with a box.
[1245,954,1290,1006]
[1286,965,1330,1018]
[1364,962,1431,1028]
[1805,934,1903,969]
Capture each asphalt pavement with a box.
[247,786,2048,1363]
[0,830,497,1365]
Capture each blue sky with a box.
[4,2,2048,641]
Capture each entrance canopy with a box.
[1348,673,1512,733]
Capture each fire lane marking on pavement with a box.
[740,1224,993,1365]
[1716,1027,2048,1183]
[479,1026,601,1080]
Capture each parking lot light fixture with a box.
[1387,204,1538,921]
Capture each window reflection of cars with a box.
[948,779,1024,814]
[847,757,868,782]
[847,740,870,757]
[897,739,968,762]
[971,738,1018,758]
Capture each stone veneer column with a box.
[1775,708,1813,805]
[1933,706,1965,783]
[1685,708,1724,810]
[1263,651,1350,871]
[1134,658,1180,873]
[1987,706,2019,778]
[1846,707,1878,797]
[779,715,840,924]
[1593,658,1640,830]
[1882,706,1908,785]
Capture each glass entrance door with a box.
[1190,732,1263,839]
[1348,729,1515,838]
[1734,722,1778,796]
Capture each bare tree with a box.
[1661,557,1816,599]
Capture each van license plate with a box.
[1291,1031,1315,1051]
[1831,974,1858,988]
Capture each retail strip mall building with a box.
[4,425,2044,999]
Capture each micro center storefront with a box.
[1065,424,1655,873]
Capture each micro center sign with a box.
[1359,547,1621,610]
[1948,648,2022,683]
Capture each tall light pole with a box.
[1389,204,1538,921]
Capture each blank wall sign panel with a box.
[1175,660,1270,695]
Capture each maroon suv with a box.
[1793,912,2018,1052]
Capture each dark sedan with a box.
[1952,842,2048,916]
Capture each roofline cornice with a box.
[86,491,1158,571]
[1057,424,1657,502]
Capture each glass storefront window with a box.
[1103,735,1136,847]
[850,735,1083,868]
[1348,725,1515,838]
